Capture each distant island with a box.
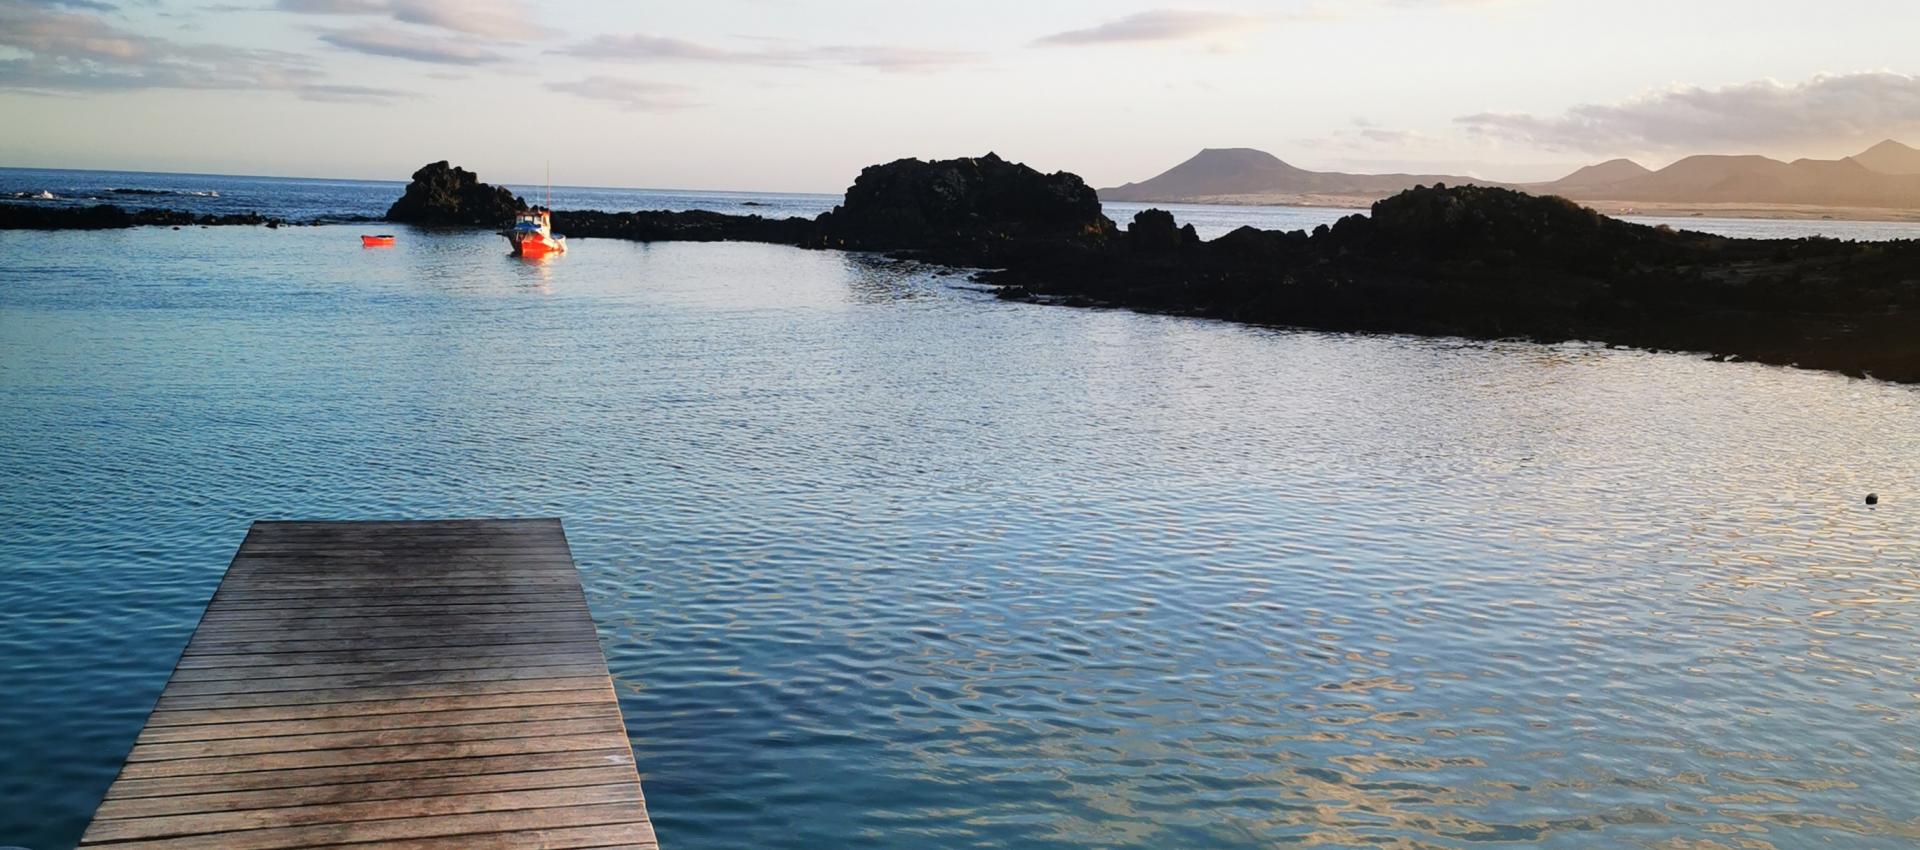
[1101,140,1920,221]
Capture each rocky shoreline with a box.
[384,156,1920,384]
[8,156,1917,384]
[0,203,288,230]
[987,187,1920,382]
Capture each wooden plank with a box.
[284,822,657,850]
[127,716,629,761]
[181,614,600,637]
[169,652,609,682]
[136,703,622,745]
[92,765,641,819]
[172,641,608,669]
[79,519,655,849]
[89,804,653,850]
[117,732,634,779]
[201,602,592,618]
[104,749,638,799]
[82,784,643,842]
[210,579,583,592]
[82,802,650,850]
[159,665,619,698]
[143,689,614,727]
[204,594,583,610]
[183,631,600,656]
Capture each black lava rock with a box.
[385,161,526,227]
[1126,208,1199,253]
[552,209,815,244]
[814,153,1114,260]
[0,203,284,230]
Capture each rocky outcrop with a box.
[371,159,1920,383]
[1125,209,1199,253]
[986,183,1920,382]
[385,161,526,226]
[379,153,1116,264]
[552,209,814,245]
[814,153,1114,262]
[0,203,285,230]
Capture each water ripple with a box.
[1,226,1917,849]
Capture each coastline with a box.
[1112,192,1920,223]
[12,156,1920,385]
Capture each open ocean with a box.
[2,168,1918,849]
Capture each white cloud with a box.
[1033,9,1262,46]
[276,0,548,41]
[1457,72,1920,153]
[0,0,403,100]
[559,34,979,73]
[1032,1,1513,47]
[319,27,506,65]
[548,75,701,111]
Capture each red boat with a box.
[506,209,566,256]
[360,234,395,247]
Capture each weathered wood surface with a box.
[80,518,656,849]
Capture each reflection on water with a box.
[0,225,1916,850]
[512,251,558,291]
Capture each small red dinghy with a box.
[361,234,396,247]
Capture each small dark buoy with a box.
[1865,493,1879,506]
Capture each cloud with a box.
[319,26,505,65]
[1033,9,1260,46]
[1296,119,1436,151]
[22,0,117,10]
[548,76,700,112]
[558,33,978,73]
[831,46,979,72]
[1457,72,1920,153]
[276,0,547,41]
[0,0,404,100]
[1032,1,1519,47]
[295,81,411,101]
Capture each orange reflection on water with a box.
[512,251,556,292]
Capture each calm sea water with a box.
[2,174,1920,849]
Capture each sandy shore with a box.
[1139,192,1920,223]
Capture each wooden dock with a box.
[79,518,657,850]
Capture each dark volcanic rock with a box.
[371,159,1920,383]
[1126,208,1199,253]
[552,209,815,244]
[814,153,1114,261]
[0,203,285,230]
[987,183,1920,382]
[385,161,526,227]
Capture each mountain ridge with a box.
[1853,139,1920,175]
[1103,141,1920,211]
[1101,148,1507,202]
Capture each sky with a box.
[3,0,1919,191]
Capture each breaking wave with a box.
[105,188,220,198]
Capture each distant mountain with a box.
[1099,148,1500,203]
[1104,141,1920,211]
[1532,158,1651,194]
[1853,139,1920,175]
[1536,152,1920,208]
